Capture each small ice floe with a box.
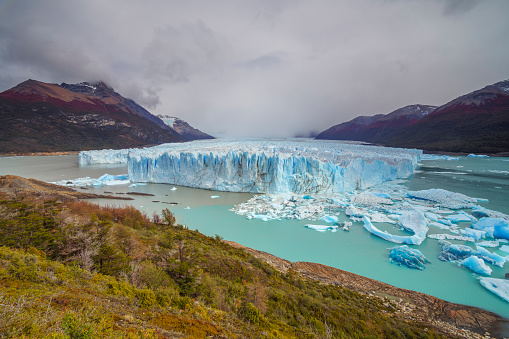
[305,224,338,232]
[467,153,489,158]
[341,221,352,231]
[429,234,473,242]
[476,240,501,248]
[170,187,178,191]
[446,213,474,223]
[185,206,191,210]
[407,188,479,209]
[459,228,486,241]
[362,216,426,245]
[459,256,492,275]
[52,174,130,187]
[479,278,509,303]
[472,206,509,221]
[389,245,429,270]
[500,245,509,253]
[211,195,220,199]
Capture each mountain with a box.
[316,104,437,143]
[0,80,183,153]
[382,80,509,153]
[157,114,214,140]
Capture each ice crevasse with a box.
[86,140,422,194]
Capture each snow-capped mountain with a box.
[157,115,214,140]
[0,80,183,153]
[315,104,437,143]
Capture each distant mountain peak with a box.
[157,114,214,140]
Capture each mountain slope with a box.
[0,80,183,153]
[382,80,509,153]
[316,105,437,143]
[157,114,214,140]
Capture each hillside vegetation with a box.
[0,190,452,339]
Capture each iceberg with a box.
[362,216,427,245]
[472,218,509,239]
[459,256,492,275]
[467,153,489,158]
[446,214,473,223]
[305,224,338,232]
[459,228,486,241]
[82,140,422,194]
[479,278,509,303]
[438,240,476,261]
[471,206,509,221]
[475,246,506,267]
[501,245,509,253]
[389,245,428,270]
[51,174,129,187]
[320,215,339,223]
[407,189,480,209]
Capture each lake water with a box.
[1,151,508,321]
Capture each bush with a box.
[136,289,157,308]
[61,313,94,339]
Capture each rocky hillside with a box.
[0,80,183,154]
[157,114,214,140]
[2,177,503,338]
[317,79,509,154]
[382,80,509,153]
[316,104,437,143]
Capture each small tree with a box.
[161,209,176,227]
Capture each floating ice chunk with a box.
[211,195,220,199]
[389,245,428,270]
[370,213,397,224]
[430,222,450,230]
[320,215,339,223]
[472,218,509,239]
[446,214,473,223]
[398,209,428,237]
[346,206,364,218]
[479,278,509,303]
[362,216,426,245]
[305,224,339,232]
[476,240,500,248]
[459,256,491,275]
[438,240,476,261]
[373,192,391,199]
[429,234,472,241]
[475,246,506,267]
[501,245,509,253]
[185,206,191,210]
[424,212,439,221]
[460,228,486,241]
[350,193,392,206]
[421,154,458,161]
[467,154,489,158]
[407,189,478,209]
[170,187,177,191]
[472,206,509,221]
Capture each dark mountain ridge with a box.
[316,79,509,153]
[316,104,437,143]
[0,80,185,154]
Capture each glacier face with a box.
[111,140,422,194]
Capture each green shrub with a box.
[61,313,94,339]
[136,289,156,308]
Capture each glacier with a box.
[389,245,428,270]
[80,140,422,194]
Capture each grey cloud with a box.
[0,0,508,138]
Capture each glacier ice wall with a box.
[113,140,422,194]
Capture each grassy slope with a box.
[0,194,448,338]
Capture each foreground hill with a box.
[382,80,509,153]
[0,176,504,338]
[317,79,509,153]
[157,114,214,140]
[316,104,437,143]
[0,80,185,154]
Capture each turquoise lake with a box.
[0,152,508,320]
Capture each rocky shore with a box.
[225,241,508,339]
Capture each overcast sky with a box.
[1,0,508,137]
